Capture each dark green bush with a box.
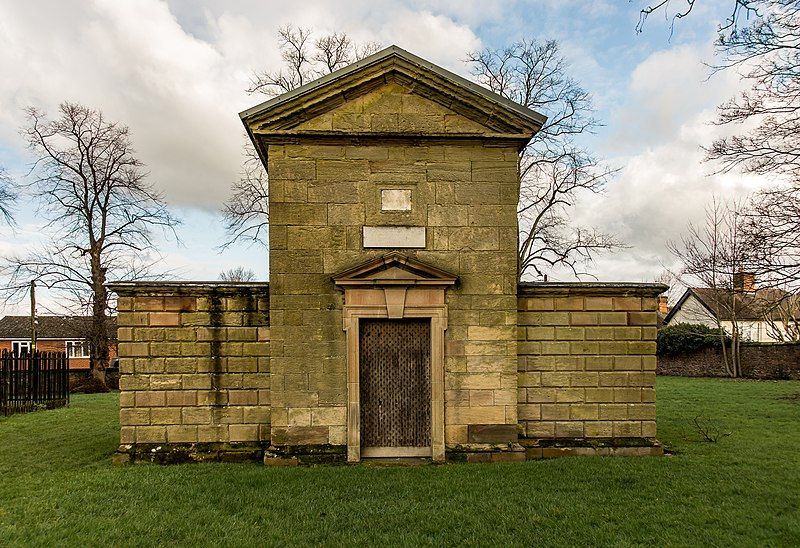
[657,323,730,356]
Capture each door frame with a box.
[358,317,433,457]
[341,290,447,462]
[333,253,457,463]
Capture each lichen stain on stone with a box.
[208,289,224,415]
[243,291,256,327]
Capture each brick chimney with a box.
[733,272,756,292]
[658,295,669,315]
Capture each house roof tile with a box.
[0,316,117,340]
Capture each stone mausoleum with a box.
[110,46,666,464]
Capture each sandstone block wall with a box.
[110,279,666,461]
[265,81,522,449]
[112,283,270,454]
[517,284,662,442]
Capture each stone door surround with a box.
[333,252,457,462]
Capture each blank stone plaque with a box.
[363,226,426,248]
[381,189,412,211]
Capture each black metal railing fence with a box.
[0,350,69,416]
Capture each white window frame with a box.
[12,341,31,356]
[65,340,90,358]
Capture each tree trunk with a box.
[89,255,109,387]
[728,328,741,378]
[718,321,733,378]
[733,331,742,378]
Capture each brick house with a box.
[110,46,666,464]
[0,315,118,370]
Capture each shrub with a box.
[657,323,729,356]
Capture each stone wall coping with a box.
[107,281,269,296]
[518,282,668,298]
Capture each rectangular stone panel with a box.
[363,226,426,248]
[381,189,412,211]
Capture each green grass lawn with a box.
[1,377,799,546]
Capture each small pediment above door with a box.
[332,252,457,287]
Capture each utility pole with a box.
[30,280,36,352]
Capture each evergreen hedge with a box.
[657,323,729,356]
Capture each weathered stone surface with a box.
[467,424,518,443]
[517,284,663,446]
[110,56,667,464]
[110,284,270,458]
[263,81,522,451]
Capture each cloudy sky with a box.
[0,0,765,313]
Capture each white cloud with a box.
[606,44,739,154]
[0,0,484,210]
[0,0,778,292]
[560,45,765,284]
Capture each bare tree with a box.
[2,103,178,383]
[221,142,269,249]
[468,39,622,280]
[223,27,380,248]
[668,197,754,376]
[639,2,800,295]
[759,294,800,342]
[247,26,381,96]
[219,266,257,282]
[706,2,800,179]
[702,3,800,295]
[0,166,17,224]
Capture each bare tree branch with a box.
[1,102,179,384]
[636,0,762,35]
[0,166,16,224]
[247,26,314,96]
[468,38,622,280]
[221,141,269,249]
[743,184,800,289]
[705,2,800,182]
[225,27,381,248]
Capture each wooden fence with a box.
[1,350,69,416]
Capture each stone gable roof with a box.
[0,315,117,340]
[240,45,547,133]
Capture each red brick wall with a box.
[658,343,800,380]
[0,339,117,371]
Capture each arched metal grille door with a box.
[359,319,431,454]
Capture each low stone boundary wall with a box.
[658,343,800,380]
[517,282,666,447]
[108,282,270,463]
[108,279,668,464]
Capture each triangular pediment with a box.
[292,80,491,134]
[240,45,546,136]
[333,252,457,287]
